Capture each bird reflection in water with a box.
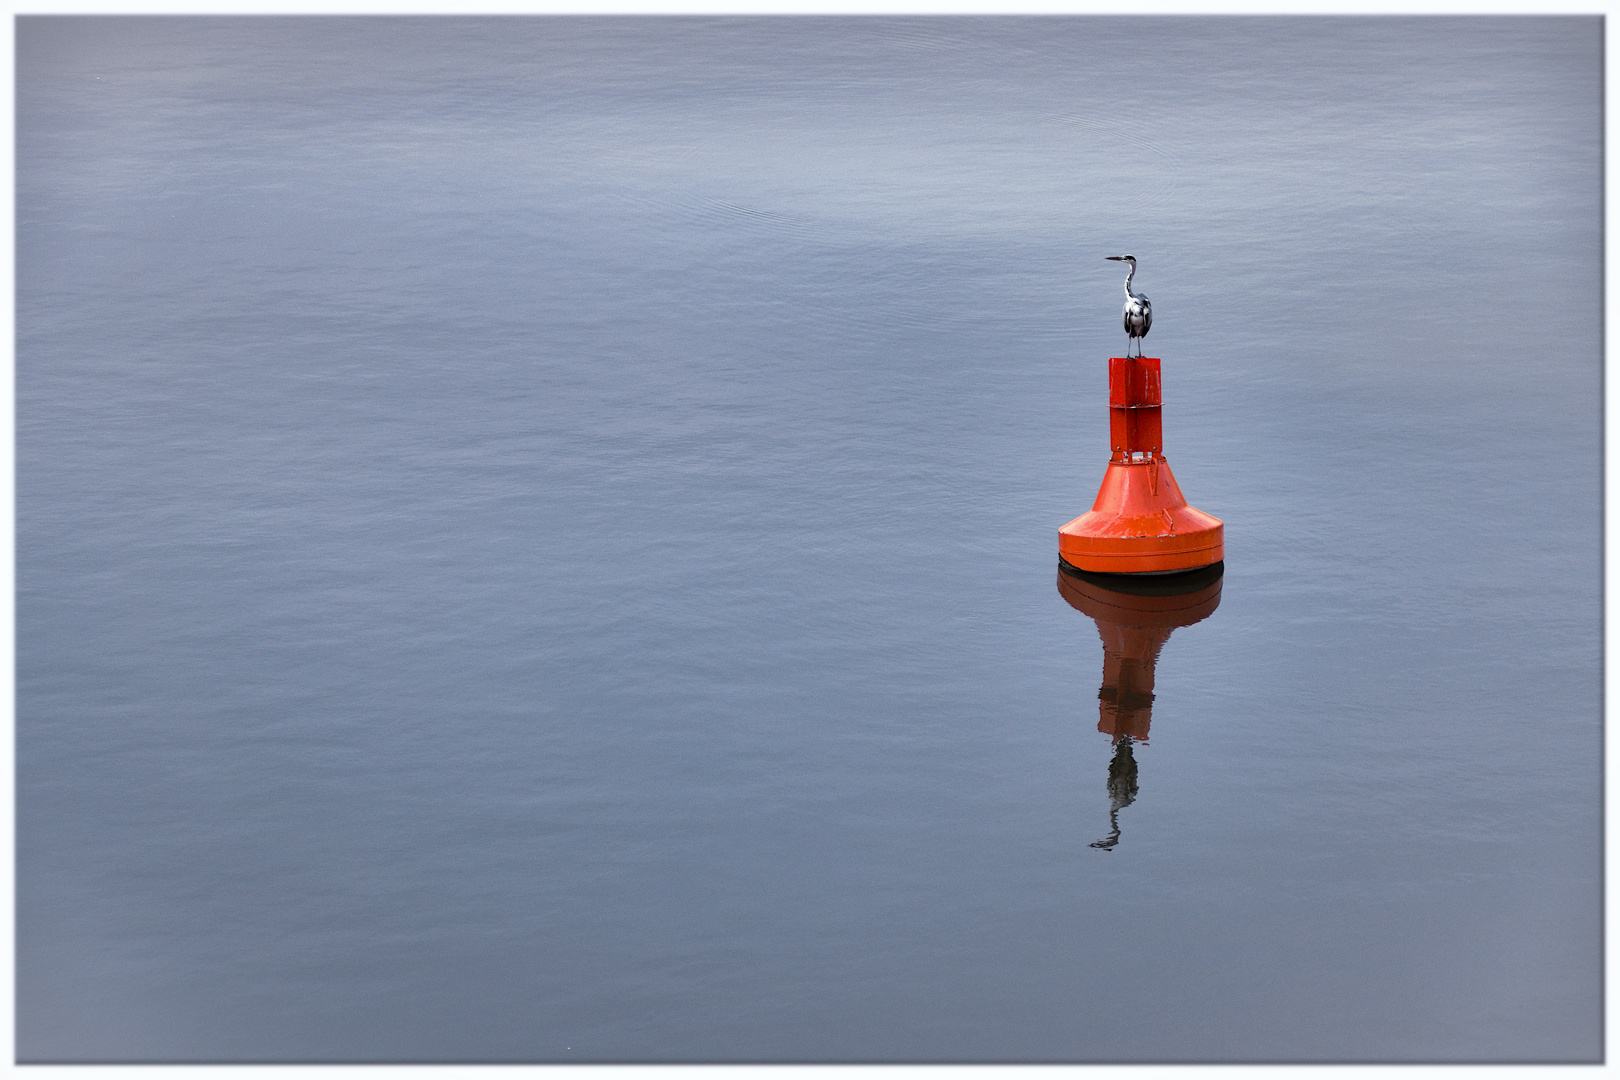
[1056,560,1224,850]
[1093,736,1139,851]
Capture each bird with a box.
[1106,254,1152,358]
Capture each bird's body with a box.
[1106,255,1152,358]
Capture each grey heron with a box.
[1106,254,1152,358]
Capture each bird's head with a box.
[1106,255,1137,266]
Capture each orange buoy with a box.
[1058,356,1223,574]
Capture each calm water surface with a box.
[17,16,1602,1062]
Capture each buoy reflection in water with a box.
[1057,561,1224,850]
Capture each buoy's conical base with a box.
[1058,457,1224,575]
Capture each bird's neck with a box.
[1123,265,1136,296]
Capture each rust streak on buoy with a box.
[1058,356,1223,575]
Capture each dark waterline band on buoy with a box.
[1058,356,1224,574]
[1058,559,1224,597]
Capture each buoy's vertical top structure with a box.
[1058,355,1223,575]
[1107,355,1163,462]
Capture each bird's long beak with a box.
[1105,256,1124,261]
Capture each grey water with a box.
[16,16,1602,1063]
